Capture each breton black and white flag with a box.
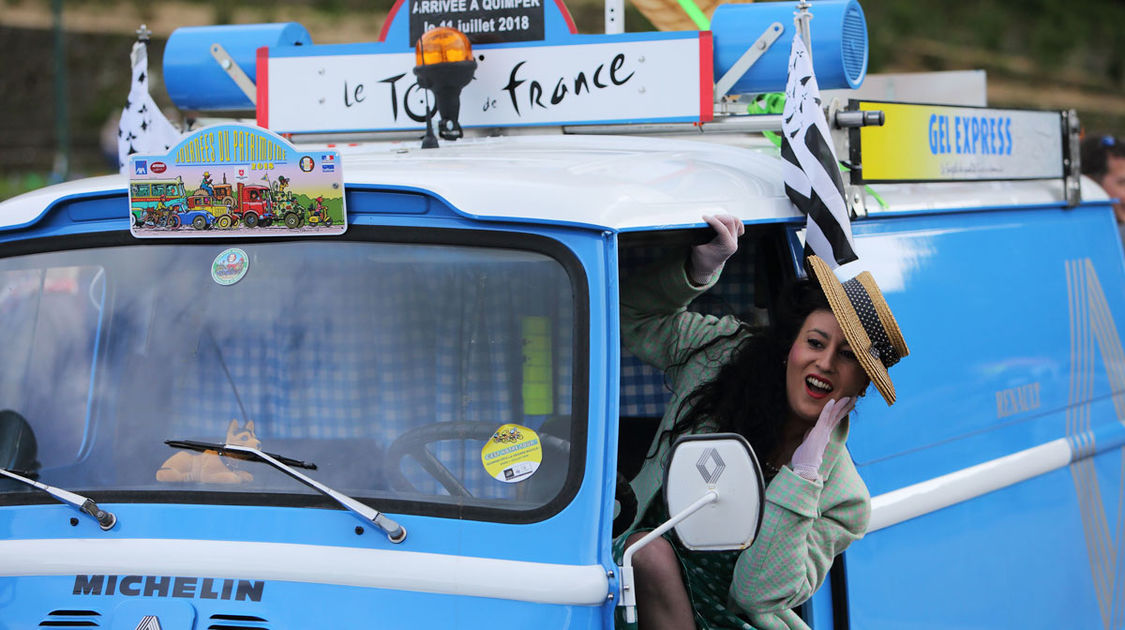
[780,33,857,268]
[117,41,181,175]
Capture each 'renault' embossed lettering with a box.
[995,382,1041,418]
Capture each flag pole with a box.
[781,0,858,268]
[118,23,182,174]
[795,0,813,64]
[51,0,70,182]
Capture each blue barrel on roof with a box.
[710,0,868,95]
[164,23,313,112]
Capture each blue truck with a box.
[1,4,1122,629]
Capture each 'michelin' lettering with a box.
[72,575,264,602]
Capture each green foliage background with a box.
[1,0,1122,200]
[864,0,1123,100]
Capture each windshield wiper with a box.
[166,439,318,470]
[0,467,117,530]
[165,440,406,543]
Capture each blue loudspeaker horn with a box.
[164,23,313,112]
[710,0,868,96]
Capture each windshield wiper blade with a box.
[165,439,318,470]
[165,440,406,544]
[0,467,117,530]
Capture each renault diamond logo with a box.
[696,448,726,484]
[135,616,162,630]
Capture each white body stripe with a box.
[869,436,1073,532]
[0,437,1104,581]
[0,538,609,606]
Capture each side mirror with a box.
[664,433,764,551]
[618,433,765,623]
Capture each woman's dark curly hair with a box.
[661,278,838,467]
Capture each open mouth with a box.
[805,375,833,398]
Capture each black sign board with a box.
[409,0,546,45]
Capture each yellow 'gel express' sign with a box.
[853,101,1064,183]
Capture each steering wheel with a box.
[383,421,571,498]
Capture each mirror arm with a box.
[618,489,719,623]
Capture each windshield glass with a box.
[0,235,582,519]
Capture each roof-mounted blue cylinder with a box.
[164,23,313,112]
[711,0,868,95]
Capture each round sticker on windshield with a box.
[481,424,542,483]
[212,248,249,286]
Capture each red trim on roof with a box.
[255,46,269,128]
[698,31,714,123]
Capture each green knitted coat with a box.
[617,254,871,630]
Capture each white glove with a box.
[790,397,853,481]
[688,214,744,285]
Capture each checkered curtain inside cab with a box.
[167,252,573,500]
[618,241,758,418]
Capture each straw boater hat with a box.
[806,255,909,405]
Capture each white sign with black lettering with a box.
[409,0,545,45]
[264,35,710,134]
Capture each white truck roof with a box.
[0,132,1106,233]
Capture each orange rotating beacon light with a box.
[413,27,478,147]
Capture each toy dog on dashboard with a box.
[156,419,260,484]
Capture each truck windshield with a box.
[0,235,583,521]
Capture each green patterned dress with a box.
[616,254,871,630]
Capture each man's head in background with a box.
[1082,134,1125,223]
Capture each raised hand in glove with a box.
[688,214,744,286]
[790,397,854,481]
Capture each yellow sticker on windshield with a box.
[481,424,542,483]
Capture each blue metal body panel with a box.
[0,186,619,628]
[845,203,1125,489]
[0,575,602,629]
[0,504,609,627]
[850,465,1103,629]
[839,200,1125,628]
